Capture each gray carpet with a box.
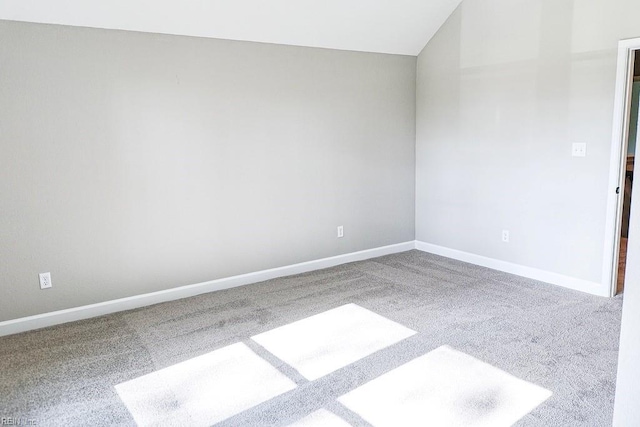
[0,250,623,426]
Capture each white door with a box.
[613,78,640,426]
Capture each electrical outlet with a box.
[39,272,52,289]
[572,142,587,157]
[502,230,510,243]
[337,226,344,238]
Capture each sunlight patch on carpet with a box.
[286,409,352,427]
[338,345,552,427]
[115,342,296,426]
[251,303,416,380]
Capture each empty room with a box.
[2,0,640,426]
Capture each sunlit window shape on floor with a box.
[115,342,297,427]
[251,303,416,381]
[286,409,352,427]
[338,345,552,427]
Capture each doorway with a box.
[605,39,640,297]
[616,52,640,295]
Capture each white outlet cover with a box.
[39,272,52,289]
[572,142,587,157]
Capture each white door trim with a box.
[603,38,640,297]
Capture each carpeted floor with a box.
[0,250,623,426]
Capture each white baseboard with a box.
[0,241,415,337]
[2,240,607,337]
[415,241,608,297]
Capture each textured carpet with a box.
[0,250,623,426]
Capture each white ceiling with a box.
[0,0,462,56]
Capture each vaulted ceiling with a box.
[0,0,462,56]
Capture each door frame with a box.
[603,38,640,297]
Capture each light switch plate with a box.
[572,142,587,157]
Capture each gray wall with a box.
[416,0,640,287]
[0,21,416,322]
